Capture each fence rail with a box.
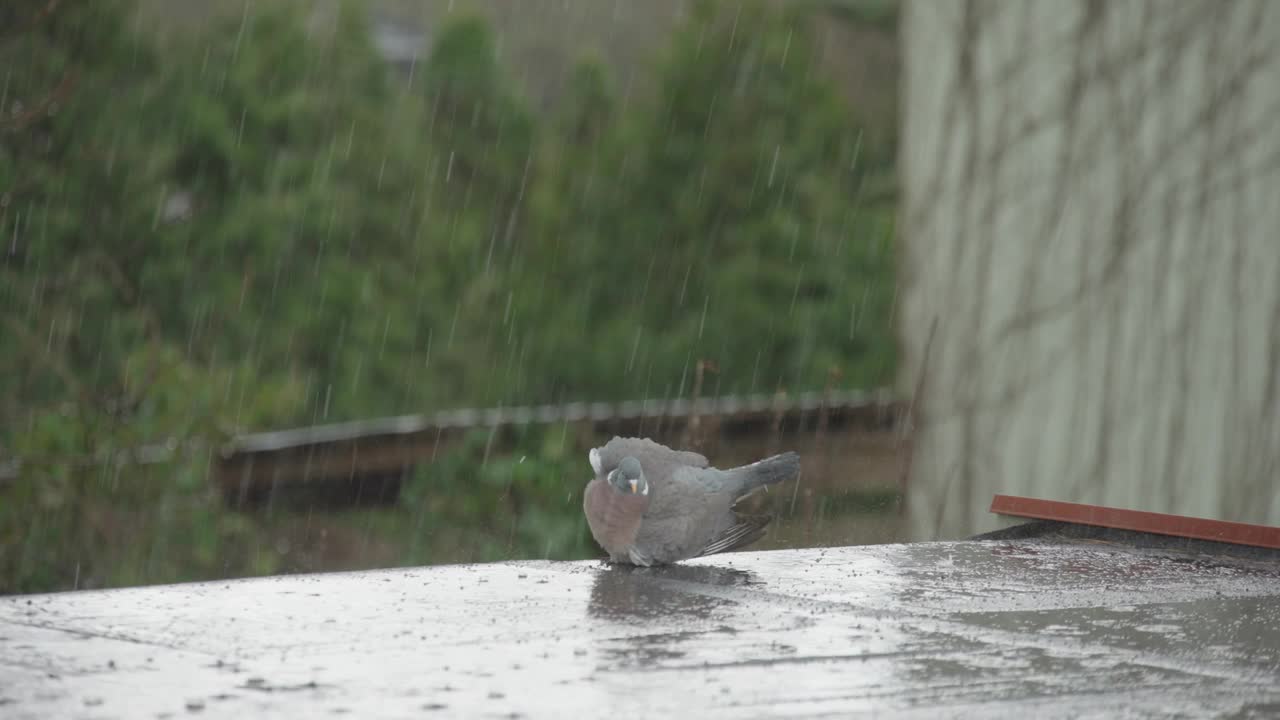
[2,389,905,510]
[218,389,903,508]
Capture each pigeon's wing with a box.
[696,514,773,557]
[634,466,738,563]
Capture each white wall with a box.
[899,0,1280,539]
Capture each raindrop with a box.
[447,303,459,350]
[727,3,742,51]
[626,327,642,374]
[789,269,804,316]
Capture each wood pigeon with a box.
[583,436,801,566]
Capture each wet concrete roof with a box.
[2,539,1278,718]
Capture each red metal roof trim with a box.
[989,494,1280,551]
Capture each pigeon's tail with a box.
[729,451,801,497]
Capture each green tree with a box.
[0,0,254,591]
[406,14,538,407]
[512,0,896,402]
[512,57,627,401]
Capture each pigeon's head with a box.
[607,456,649,496]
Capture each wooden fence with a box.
[216,389,906,509]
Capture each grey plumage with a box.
[583,436,801,566]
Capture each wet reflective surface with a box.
[2,540,1278,718]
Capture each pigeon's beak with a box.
[629,479,638,494]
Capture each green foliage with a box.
[1,0,897,593]
[399,427,594,564]
[512,0,896,401]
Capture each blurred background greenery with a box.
[0,0,899,593]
